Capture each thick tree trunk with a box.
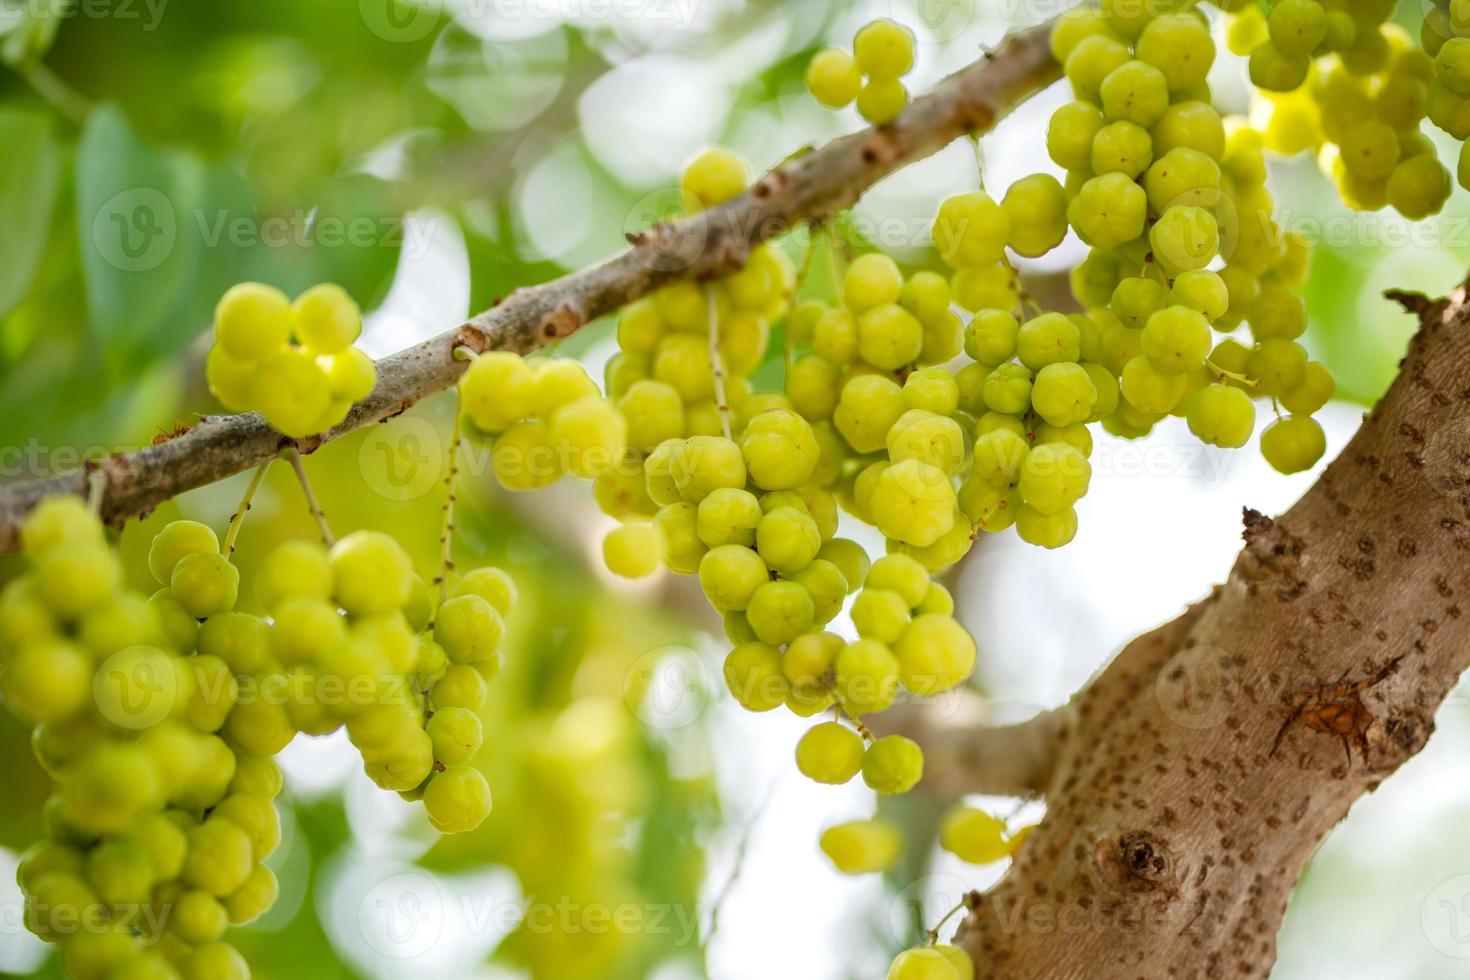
[948,284,1470,978]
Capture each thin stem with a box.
[85,470,108,514]
[11,61,91,125]
[794,225,821,298]
[925,896,971,946]
[1007,263,1039,319]
[1205,360,1259,388]
[280,447,335,547]
[222,461,271,555]
[784,228,822,375]
[970,131,986,190]
[434,409,463,608]
[835,702,875,743]
[707,285,733,441]
[826,221,848,292]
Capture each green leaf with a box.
[76,104,211,363]
[248,173,405,306]
[0,106,59,318]
[0,0,69,66]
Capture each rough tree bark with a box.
[0,24,1059,551]
[930,284,1470,979]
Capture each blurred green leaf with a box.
[76,104,212,362]
[0,106,60,318]
[265,173,404,306]
[0,0,69,66]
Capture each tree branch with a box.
[874,695,1072,799]
[0,24,1060,552]
[949,279,1470,979]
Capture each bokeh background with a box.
[2,0,1470,978]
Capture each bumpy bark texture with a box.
[952,284,1470,979]
[0,24,1059,551]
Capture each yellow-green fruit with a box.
[20,495,103,558]
[223,864,279,925]
[889,948,963,980]
[423,764,493,834]
[723,642,788,712]
[320,348,376,403]
[182,819,254,897]
[453,566,517,616]
[895,614,977,695]
[681,147,748,212]
[819,819,902,874]
[861,734,924,794]
[795,722,864,784]
[935,945,975,980]
[181,942,251,980]
[940,805,1010,864]
[1260,415,1326,474]
[854,18,916,80]
[292,283,362,353]
[857,77,909,124]
[603,523,663,578]
[170,889,229,944]
[807,48,862,107]
[207,346,258,412]
[460,352,535,432]
[214,282,291,361]
[329,530,412,615]
[2,640,90,723]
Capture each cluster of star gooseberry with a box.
[8,7,1419,978]
[806,17,918,124]
[449,144,1008,883]
[205,282,377,439]
[0,495,513,980]
[813,14,1334,476]
[1225,0,1468,217]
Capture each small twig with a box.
[835,702,875,743]
[1205,359,1259,388]
[705,777,780,947]
[707,285,733,441]
[11,61,91,125]
[222,461,271,555]
[925,896,972,946]
[280,446,334,547]
[969,132,986,190]
[785,228,822,374]
[825,221,846,295]
[434,407,463,609]
[1384,288,1434,317]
